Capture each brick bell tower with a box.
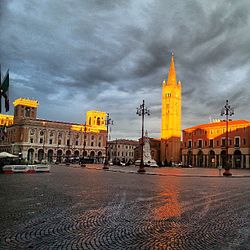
[161,53,182,163]
[13,98,39,123]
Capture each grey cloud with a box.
[1,0,250,139]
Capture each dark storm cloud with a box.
[0,0,250,139]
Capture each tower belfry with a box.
[161,53,182,162]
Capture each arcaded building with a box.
[181,120,250,168]
[0,98,107,163]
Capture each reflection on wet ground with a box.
[0,165,250,249]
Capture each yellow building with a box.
[0,114,14,126]
[160,53,182,162]
[0,98,107,163]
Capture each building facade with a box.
[108,139,138,164]
[181,120,250,168]
[160,53,182,163]
[0,98,107,164]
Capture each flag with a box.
[1,70,9,95]
[1,70,10,112]
[3,93,9,112]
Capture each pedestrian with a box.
[218,165,222,176]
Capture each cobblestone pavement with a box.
[0,165,250,249]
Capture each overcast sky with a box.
[1,0,250,140]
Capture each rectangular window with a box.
[40,138,43,144]
[75,141,78,146]
[222,138,226,147]
[235,137,240,147]
[58,139,61,145]
[30,138,33,143]
[91,142,94,146]
[217,140,219,146]
[67,139,70,146]
[49,139,53,144]
[209,139,213,147]
[188,140,192,148]
[198,139,202,148]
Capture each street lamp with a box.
[136,100,150,173]
[66,128,71,166]
[221,99,234,176]
[103,113,113,170]
[81,122,87,167]
[42,121,46,162]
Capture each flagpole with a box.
[0,64,2,114]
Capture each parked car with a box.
[182,164,192,168]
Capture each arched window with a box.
[97,117,100,125]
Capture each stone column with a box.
[231,155,234,168]
[241,155,244,169]
[246,155,250,169]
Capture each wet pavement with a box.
[0,165,250,249]
[86,164,250,177]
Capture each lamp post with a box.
[81,122,87,167]
[221,99,234,176]
[103,113,113,170]
[42,121,46,162]
[115,138,118,165]
[66,127,71,166]
[136,100,150,173]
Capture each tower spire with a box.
[167,52,177,85]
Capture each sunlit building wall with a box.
[0,98,107,163]
[182,120,250,168]
[160,53,182,163]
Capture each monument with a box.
[136,131,158,167]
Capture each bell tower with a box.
[161,53,182,163]
[13,98,39,123]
